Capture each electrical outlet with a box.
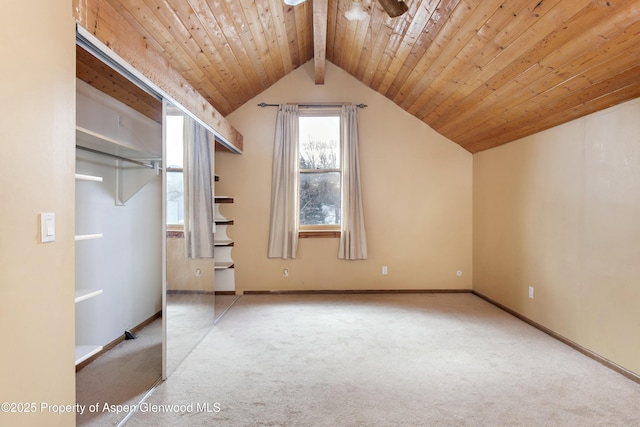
[528,286,534,299]
[283,268,289,277]
[382,266,388,275]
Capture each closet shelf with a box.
[75,233,104,241]
[215,218,234,225]
[75,345,103,366]
[214,262,234,270]
[215,196,234,203]
[75,173,103,182]
[76,126,161,162]
[75,289,103,303]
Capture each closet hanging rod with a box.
[76,145,158,169]
[257,102,367,108]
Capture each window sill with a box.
[299,231,340,238]
[167,224,184,238]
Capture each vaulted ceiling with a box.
[83,0,640,153]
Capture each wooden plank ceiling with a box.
[91,0,640,153]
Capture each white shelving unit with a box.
[214,183,235,291]
[75,172,104,366]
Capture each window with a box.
[165,114,184,226]
[298,111,342,234]
[268,103,366,258]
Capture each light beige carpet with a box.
[124,293,640,426]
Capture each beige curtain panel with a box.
[339,105,368,260]
[268,104,300,259]
[183,115,215,259]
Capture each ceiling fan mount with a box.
[377,0,408,18]
[285,0,408,19]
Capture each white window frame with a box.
[297,108,342,235]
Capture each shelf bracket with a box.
[116,159,160,206]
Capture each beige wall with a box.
[0,1,76,426]
[217,61,473,292]
[473,98,640,376]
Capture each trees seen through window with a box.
[298,114,341,230]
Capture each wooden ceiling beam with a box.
[313,0,328,84]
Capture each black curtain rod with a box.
[257,102,367,108]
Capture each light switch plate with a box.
[40,212,55,243]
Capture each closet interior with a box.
[74,35,240,424]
